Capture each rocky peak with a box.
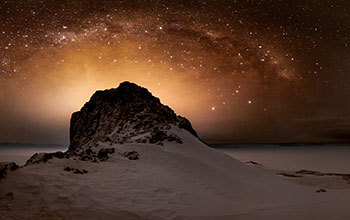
[69,81,197,152]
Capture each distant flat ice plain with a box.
[215,145,350,173]
[1,144,350,173]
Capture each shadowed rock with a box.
[69,81,198,152]
[64,167,88,174]
[123,151,139,160]
[25,151,66,165]
[98,148,116,161]
[245,161,261,166]
[24,82,198,166]
[0,162,19,180]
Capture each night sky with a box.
[1,0,350,144]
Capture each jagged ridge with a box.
[69,81,197,152]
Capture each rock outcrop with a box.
[0,162,19,180]
[26,151,66,165]
[24,82,198,165]
[69,81,198,153]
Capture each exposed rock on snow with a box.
[63,167,88,174]
[2,82,350,220]
[69,81,197,153]
[276,173,302,178]
[0,162,18,180]
[24,82,194,165]
[25,151,66,165]
[123,151,139,160]
[287,169,350,183]
[97,148,116,161]
[74,147,116,162]
[275,169,350,189]
[245,160,261,166]
[316,188,327,193]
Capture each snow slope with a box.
[1,82,350,219]
[1,127,350,220]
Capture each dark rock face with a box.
[245,161,261,166]
[0,162,19,180]
[69,81,198,152]
[123,151,139,160]
[97,148,115,161]
[24,82,198,166]
[26,151,67,165]
[25,146,117,165]
[64,167,88,174]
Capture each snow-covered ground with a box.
[216,145,350,173]
[1,128,350,219]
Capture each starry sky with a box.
[1,0,350,144]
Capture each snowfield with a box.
[1,127,350,220]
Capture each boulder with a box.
[0,162,19,180]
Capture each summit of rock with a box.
[69,81,198,152]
